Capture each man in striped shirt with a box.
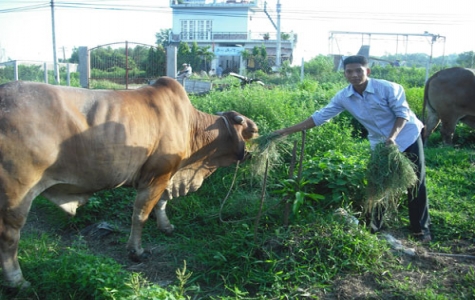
[273,55,431,242]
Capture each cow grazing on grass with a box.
[423,67,475,144]
[0,77,258,288]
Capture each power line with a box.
[0,3,49,13]
[0,2,471,27]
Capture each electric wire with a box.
[0,1,472,27]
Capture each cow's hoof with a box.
[160,224,175,236]
[128,249,152,262]
[1,280,31,294]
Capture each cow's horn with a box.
[234,115,245,124]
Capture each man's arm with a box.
[385,117,407,145]
[273,117,316,137]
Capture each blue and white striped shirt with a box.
[311,78,423,151]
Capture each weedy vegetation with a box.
[1,56,475,299]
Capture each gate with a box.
[88,41,164,89]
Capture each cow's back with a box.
[427,67,475,112]
[423,67,475,144]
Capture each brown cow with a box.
[0,77,258,288]
[423,67,475,144]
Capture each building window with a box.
[181,20,212,41]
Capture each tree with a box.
[196,46,215,72]
[456,51,475,68]
[155,29,172,48]
[69,47,79,64]
[177,42,192,68]
[189,42,202,71]
[303,55,337,82]
[145,45,166,77]
[244,45,270,73]
[176,42,216,74]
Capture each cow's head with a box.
[217,111,258,161]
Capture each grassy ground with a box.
[1,79,474,299]
[1,140,474,299]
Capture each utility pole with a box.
[264,1,282,69]
[62,46,66,62]
[426,32,443,82]
[51,0,60,84]
[276,0,281,68]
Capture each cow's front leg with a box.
[126,183,167,262]
[154,199,175,235]
[0,203,31,289]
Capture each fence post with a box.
[166,45,177,78]
[14,60,18,81]
[44,62,48,83]
[78,46,89,88]
[67,63,71,86]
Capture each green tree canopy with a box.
[456,51,475,68]
[155,28,171,48]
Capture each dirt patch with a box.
[325,227,475,299]
[24,205,179,287]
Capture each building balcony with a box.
[170,0,264,9]
[170,31,296,44]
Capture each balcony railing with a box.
[170,0,263,8]
[170,31,295,43]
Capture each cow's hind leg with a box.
[440,118,459,145]
[0,195,35,289]
[154,199,175,235]
[423,106,440,143]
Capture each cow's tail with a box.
[422,76,433,124]
[421,73,435,144]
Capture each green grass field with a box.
[1,65,475,299]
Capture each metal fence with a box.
[0,60,78,85]
[88,41,164,89]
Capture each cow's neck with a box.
[189,111,225,154]
[220,115,233,136]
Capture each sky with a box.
[0,0,474,64]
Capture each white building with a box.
[169,0,296,73]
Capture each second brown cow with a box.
[423,67,475,144]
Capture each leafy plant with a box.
[300,150,368,211]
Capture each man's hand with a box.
[269,130,284,139]
[385,138,396,146]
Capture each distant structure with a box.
[169,0,297,73]
[329,31,445,80]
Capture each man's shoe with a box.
[413,232,432,243]
[370,220,381,234]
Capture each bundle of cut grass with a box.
[365,143,418,215]
[248,133,285,178]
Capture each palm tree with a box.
[197,46,215,72]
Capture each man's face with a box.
[344,63,370,87]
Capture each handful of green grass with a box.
[365,143,418,214]
[248,133,284,178]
